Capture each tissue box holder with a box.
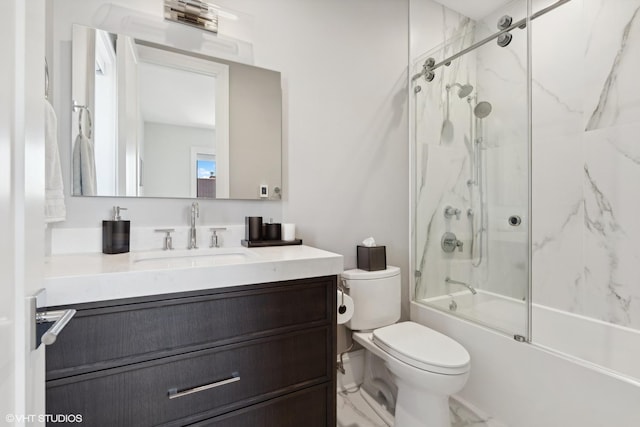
[357,245,386,271]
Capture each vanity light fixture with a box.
[164,0,223,33]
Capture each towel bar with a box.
[72,100,93,139]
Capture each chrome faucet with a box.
[188,202,199,249]
[445,277,477,295]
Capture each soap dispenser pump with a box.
[102,206,130,254]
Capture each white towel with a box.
[72,129,97,196]
[44,99,66,222]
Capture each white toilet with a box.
[343,266,470,427]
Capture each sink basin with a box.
[131,247,260,268]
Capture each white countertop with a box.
[42,245,343,307]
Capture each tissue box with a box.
[357,245,387,271]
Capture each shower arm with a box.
[411,0,571,81]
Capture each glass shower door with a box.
[412,0,530,339]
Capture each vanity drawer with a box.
[190,383,332,427]
[46,277,334,378]
[47,327,331,427]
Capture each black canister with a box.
[102,206,130,254]
[264,223,282,241]
[357,245,387,271]
[245,216,263,241]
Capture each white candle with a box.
[282,223,296,241]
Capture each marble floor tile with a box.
[337,387,387,427]
[450,398,506,427]
[337,386,507,427]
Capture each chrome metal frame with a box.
[411,0,572,82]
[164,0,219,34]
[45,58,49,100]
[526,0,534,343]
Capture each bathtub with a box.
[422,290,640,381]
[411,296,640,427]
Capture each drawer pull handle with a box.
[168,372,240,399]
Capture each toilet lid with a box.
[372,321,470,375]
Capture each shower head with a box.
[474,101,492,119]
[457,84,474,98]
[447,83,474,98]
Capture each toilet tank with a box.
[343,266,401,331]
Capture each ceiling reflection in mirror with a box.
[71,24,282,200]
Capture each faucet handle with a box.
[209,227,227,248]
[155,228,175,251]
[444,205,462,220]
[441,231,464,253]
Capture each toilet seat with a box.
[372,321,470,375]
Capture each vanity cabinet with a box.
[45,276,337,426]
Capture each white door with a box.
[1,1,47,425]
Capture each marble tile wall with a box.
[413,9,479,300]
[531,0,640,330]
[474,1,530,301]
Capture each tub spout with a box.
[445,277,477,295]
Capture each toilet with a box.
[343,266,470,427]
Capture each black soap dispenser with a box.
[102,206,130,254]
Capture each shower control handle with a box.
[444,206,461,220]
[441,232,463,253]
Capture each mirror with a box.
[71,24,282,200]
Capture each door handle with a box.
[36,309,76,346]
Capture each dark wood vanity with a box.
[44,276,337,426]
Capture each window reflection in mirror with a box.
[196,158,216,198]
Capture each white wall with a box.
[175,0,411,299]
[48,0,410,314]
[220,0,410,296]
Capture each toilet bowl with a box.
[343,267,470,427]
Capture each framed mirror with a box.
[71,24,282,200]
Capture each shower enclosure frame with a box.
[410,0,640,390]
